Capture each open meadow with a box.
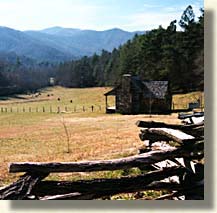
[0,87,204,189]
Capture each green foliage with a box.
[179,5,195,30]
[55,5,203,93]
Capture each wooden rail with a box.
[9,146,201,173]
[136,120,204,138]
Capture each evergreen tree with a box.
[54,5,204,93]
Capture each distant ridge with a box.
[0,26,145,62]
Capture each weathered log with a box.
[137,121,204,142]
[139,128,204,144]
[136,120,204,129]
[40,193,100,200]
[154,181,204,200]
[33,167,185,199]
[178,112,204,120]
[139,131,171,142]
[41,175,202,200]
[39,182,182,200]
[182,126,204,137]
[40,192,82,200]
[147,128,195,142]
[0,172,49,200]
[9,145,203,174]
[154,191,180,200]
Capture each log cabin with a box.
[104,74,172,114]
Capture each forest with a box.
[56,5,204,93]
[0,6,204,95]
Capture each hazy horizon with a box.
[0,25,145,33]
[0,0,203,32]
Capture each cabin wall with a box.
[114,75,172,114]
[139,98,171,114]
[131,92,141,114]
[116,75,132,114]
[116,93,172,114]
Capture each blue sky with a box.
[0,0,203,31]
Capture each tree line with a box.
[0,59,57,95]
[56,5,204,93]
[0,5,204,96]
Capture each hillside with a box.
[26,27,144,57]
[0,26,144,62]
[0,26,72,62]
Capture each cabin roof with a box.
[104,88,117,96]
[142,81,169,99]
[105,76,169,99]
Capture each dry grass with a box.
[172,91,204,110]
[0,87,112,114]
[0,87,203,187]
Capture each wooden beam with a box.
[136,120,204,130]
[9,145,203,174]
[0,172,49,200]
[40,192,82,200]
[139,128,199,144]
[10,149,175,173]
[9,147,199,174]
[33,167,185,199]
[154,191,180,200]
[105,95,108,108]
[182,126,204,137]
[137,121,204,138]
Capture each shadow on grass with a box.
[0,95,29,101]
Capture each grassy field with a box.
[0,87,204,191]
[0,86,112,114]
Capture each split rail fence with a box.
[0,120,204,200]
[0,105,102,114]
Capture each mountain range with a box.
[0,26,144,63]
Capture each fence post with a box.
[23,107,25,113]
[1,107,3,113]
[57,107,60,113]
[36,107,38,113]
[5,108,7,113]
[29,107,31,113]
[74,106,76,112]
[91,105,94,112]
[42,106,45,113]
[65,106,67,112]
[10,108,13,113]
[50,106,52,113]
